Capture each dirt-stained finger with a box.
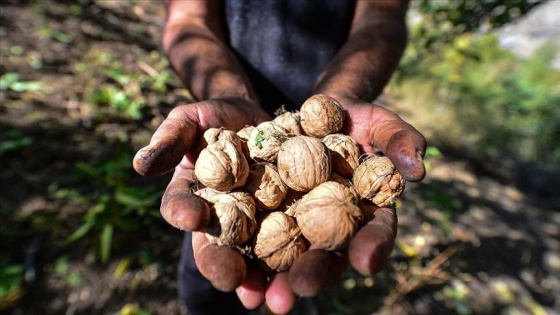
[385,129,426,182]
[288,249,347,297]
[133,105,199,176]
[348,206,397,275]
[159,164,210,231]
[192,232,247,292]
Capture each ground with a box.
[1,1,559,315]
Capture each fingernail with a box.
[416,150,424,162]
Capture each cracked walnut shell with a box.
[248,121,291,162]
[253,212,307,272]
[194,139,249,192]
[198,127,243,153]
[273,111,303,136]
[245,163,288,211]
[352,155,406,207]
[322,134,360,178]
[202,191,257,246]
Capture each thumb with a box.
[133,105,199,176]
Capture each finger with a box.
[266,272,298,314]
[192,232,247,292]
[160,161,210,231]
[363,107,426,182]
[236,262,267,310]
[348,205,397,275]
[288,249,347,297]
[133,105,199,176]
[385,128,426,182]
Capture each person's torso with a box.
[224,0,355,113]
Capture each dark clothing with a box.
[224,0,355,112]
[179,1,356,314]
[178,233,248,315]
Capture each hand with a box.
[133,98,297,313]
[283,94,427,304]
[133,95,426,314]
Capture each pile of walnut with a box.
[193,94,406,273]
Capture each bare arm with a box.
[314,0,408,102]
[163,0,258,103]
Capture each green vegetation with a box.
[58,144,163,263]
[393,28,560,172]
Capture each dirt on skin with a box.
[1,1,559,315]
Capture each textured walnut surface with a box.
[322,134,360,178]
[253,212,307,272]
[277,136,331,192]
[245,163,288,210]
[194,139,249,192]
[295,189,362,251]
[353,155,406,207]
[300,94,344,138]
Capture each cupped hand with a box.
[284,95,427,300]
[133,95,427,314]
[235,95,427,313]
[133,98,301,314]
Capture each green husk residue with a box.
[255,130,264,149]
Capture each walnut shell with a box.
[352,155,406,207]
[204,191,257,246]
[299,94,344,138]
[300,181,359,206]
[237,125,256,141]
[273,111,303,135]
[277,135,331,192]
[194,139,249,192]
[245,163,288,210]
[198,127,243,153]
[237,125,256,162]
[327,171,359,205]
[253,212,307,272]
[322,134,360,178]
[295,182,363,250]
[248,121,291,162]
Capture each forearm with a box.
[163,0,257,103]
[313,0,409,103]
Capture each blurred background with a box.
[1,0,558,314]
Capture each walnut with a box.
[237,125,256,162]
[352,155,406,207]
[322,134,360,178]
[248,121,291,162]
[203,191,257,246]
[273,111,303,135]
[198,127,243,153]
[244,163,288,211]
[328,172,360,203]
[301,180,358,206]
[299,94,344,138]
[277,135,331,192]
[253,212,308,272]
[194,139,249,192]
[295,181,362,250]
[237,125,256,141]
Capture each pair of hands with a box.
[133,95,426,314]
